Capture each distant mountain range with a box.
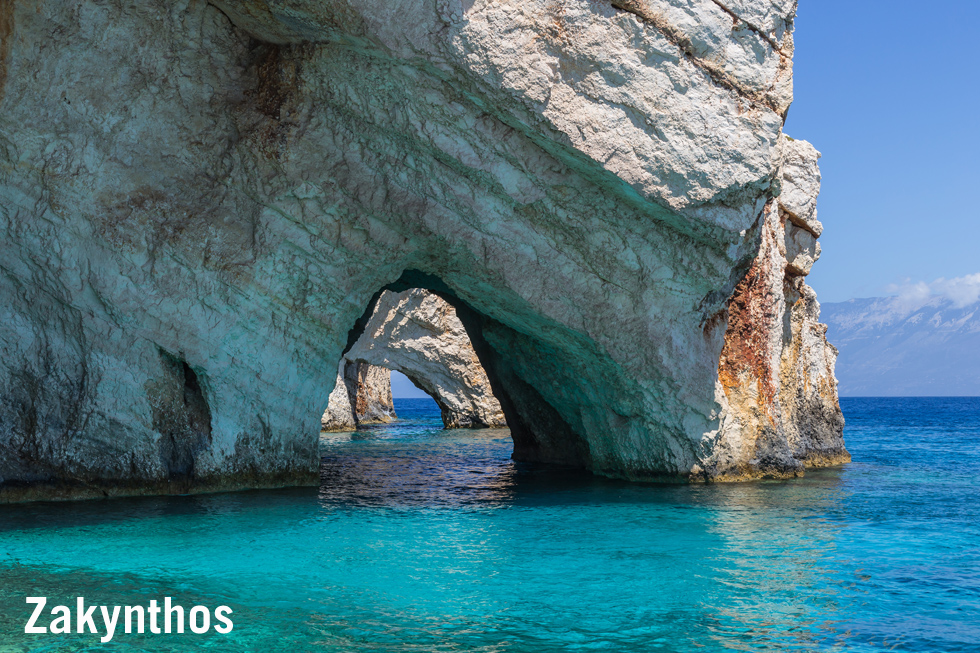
[821,296,980,396]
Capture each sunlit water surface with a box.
[1,397,978,651]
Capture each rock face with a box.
[343,360,397,425]
[348,289,506,428]
[0,0,845,500]
[321,364,357,432]
[320,360,395,431]
[713,137,847,479]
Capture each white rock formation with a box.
[321,364,357,432]
[0,0,846,500]
[343,360,397,425]
[347,289,506,428]
[320,359,397,431]
[321,289,505,430]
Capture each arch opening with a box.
[321,270,601,472]
[321,281,509,433]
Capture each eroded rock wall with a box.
[321,360,395,431]
[321,364,357,432]
[320,372,357,431]
[343,360,396,425]
[708,136,847,479]
[0,0,845,500]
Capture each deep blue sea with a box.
[1,397,978,651]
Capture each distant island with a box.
[824,294,980,396]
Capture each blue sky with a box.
[784,0,980,303]
[391,370,431,399]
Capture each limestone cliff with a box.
[0,0,845,500]
[344,360,396,425]
[347,289,506,429]
[320,359,396,431]
[321,364,357,432]
[711,136,847,479]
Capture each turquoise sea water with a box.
[0,397,978,652]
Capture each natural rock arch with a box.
[344,288,505,429]
[0,0,846,500]
[321,288,506,431]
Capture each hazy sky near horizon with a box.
[784,0,980,303]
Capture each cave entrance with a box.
[319,270,594,471]
[320,284,507,432]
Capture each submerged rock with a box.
[0,0,845,500]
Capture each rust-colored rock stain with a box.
[0,0,13,105]
[718,244,779,424]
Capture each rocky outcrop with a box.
[711,136,847,479]
[775,139,846,468]
[321,364,357,432]
[347,289,506,428]
[343,360,396,425]
[320,359,397,431]
[0,0,845,500]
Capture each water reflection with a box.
[314,414,861,650]
[699,480,850,651]
[319,426,520,508]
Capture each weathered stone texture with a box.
[321,364,357,432]
[344,361,396,425]
[710,136,847,480]
[0,0,845,500]
[320,360,397,431]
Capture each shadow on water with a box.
[318,432,855,511]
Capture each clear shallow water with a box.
[0,397,978,652]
